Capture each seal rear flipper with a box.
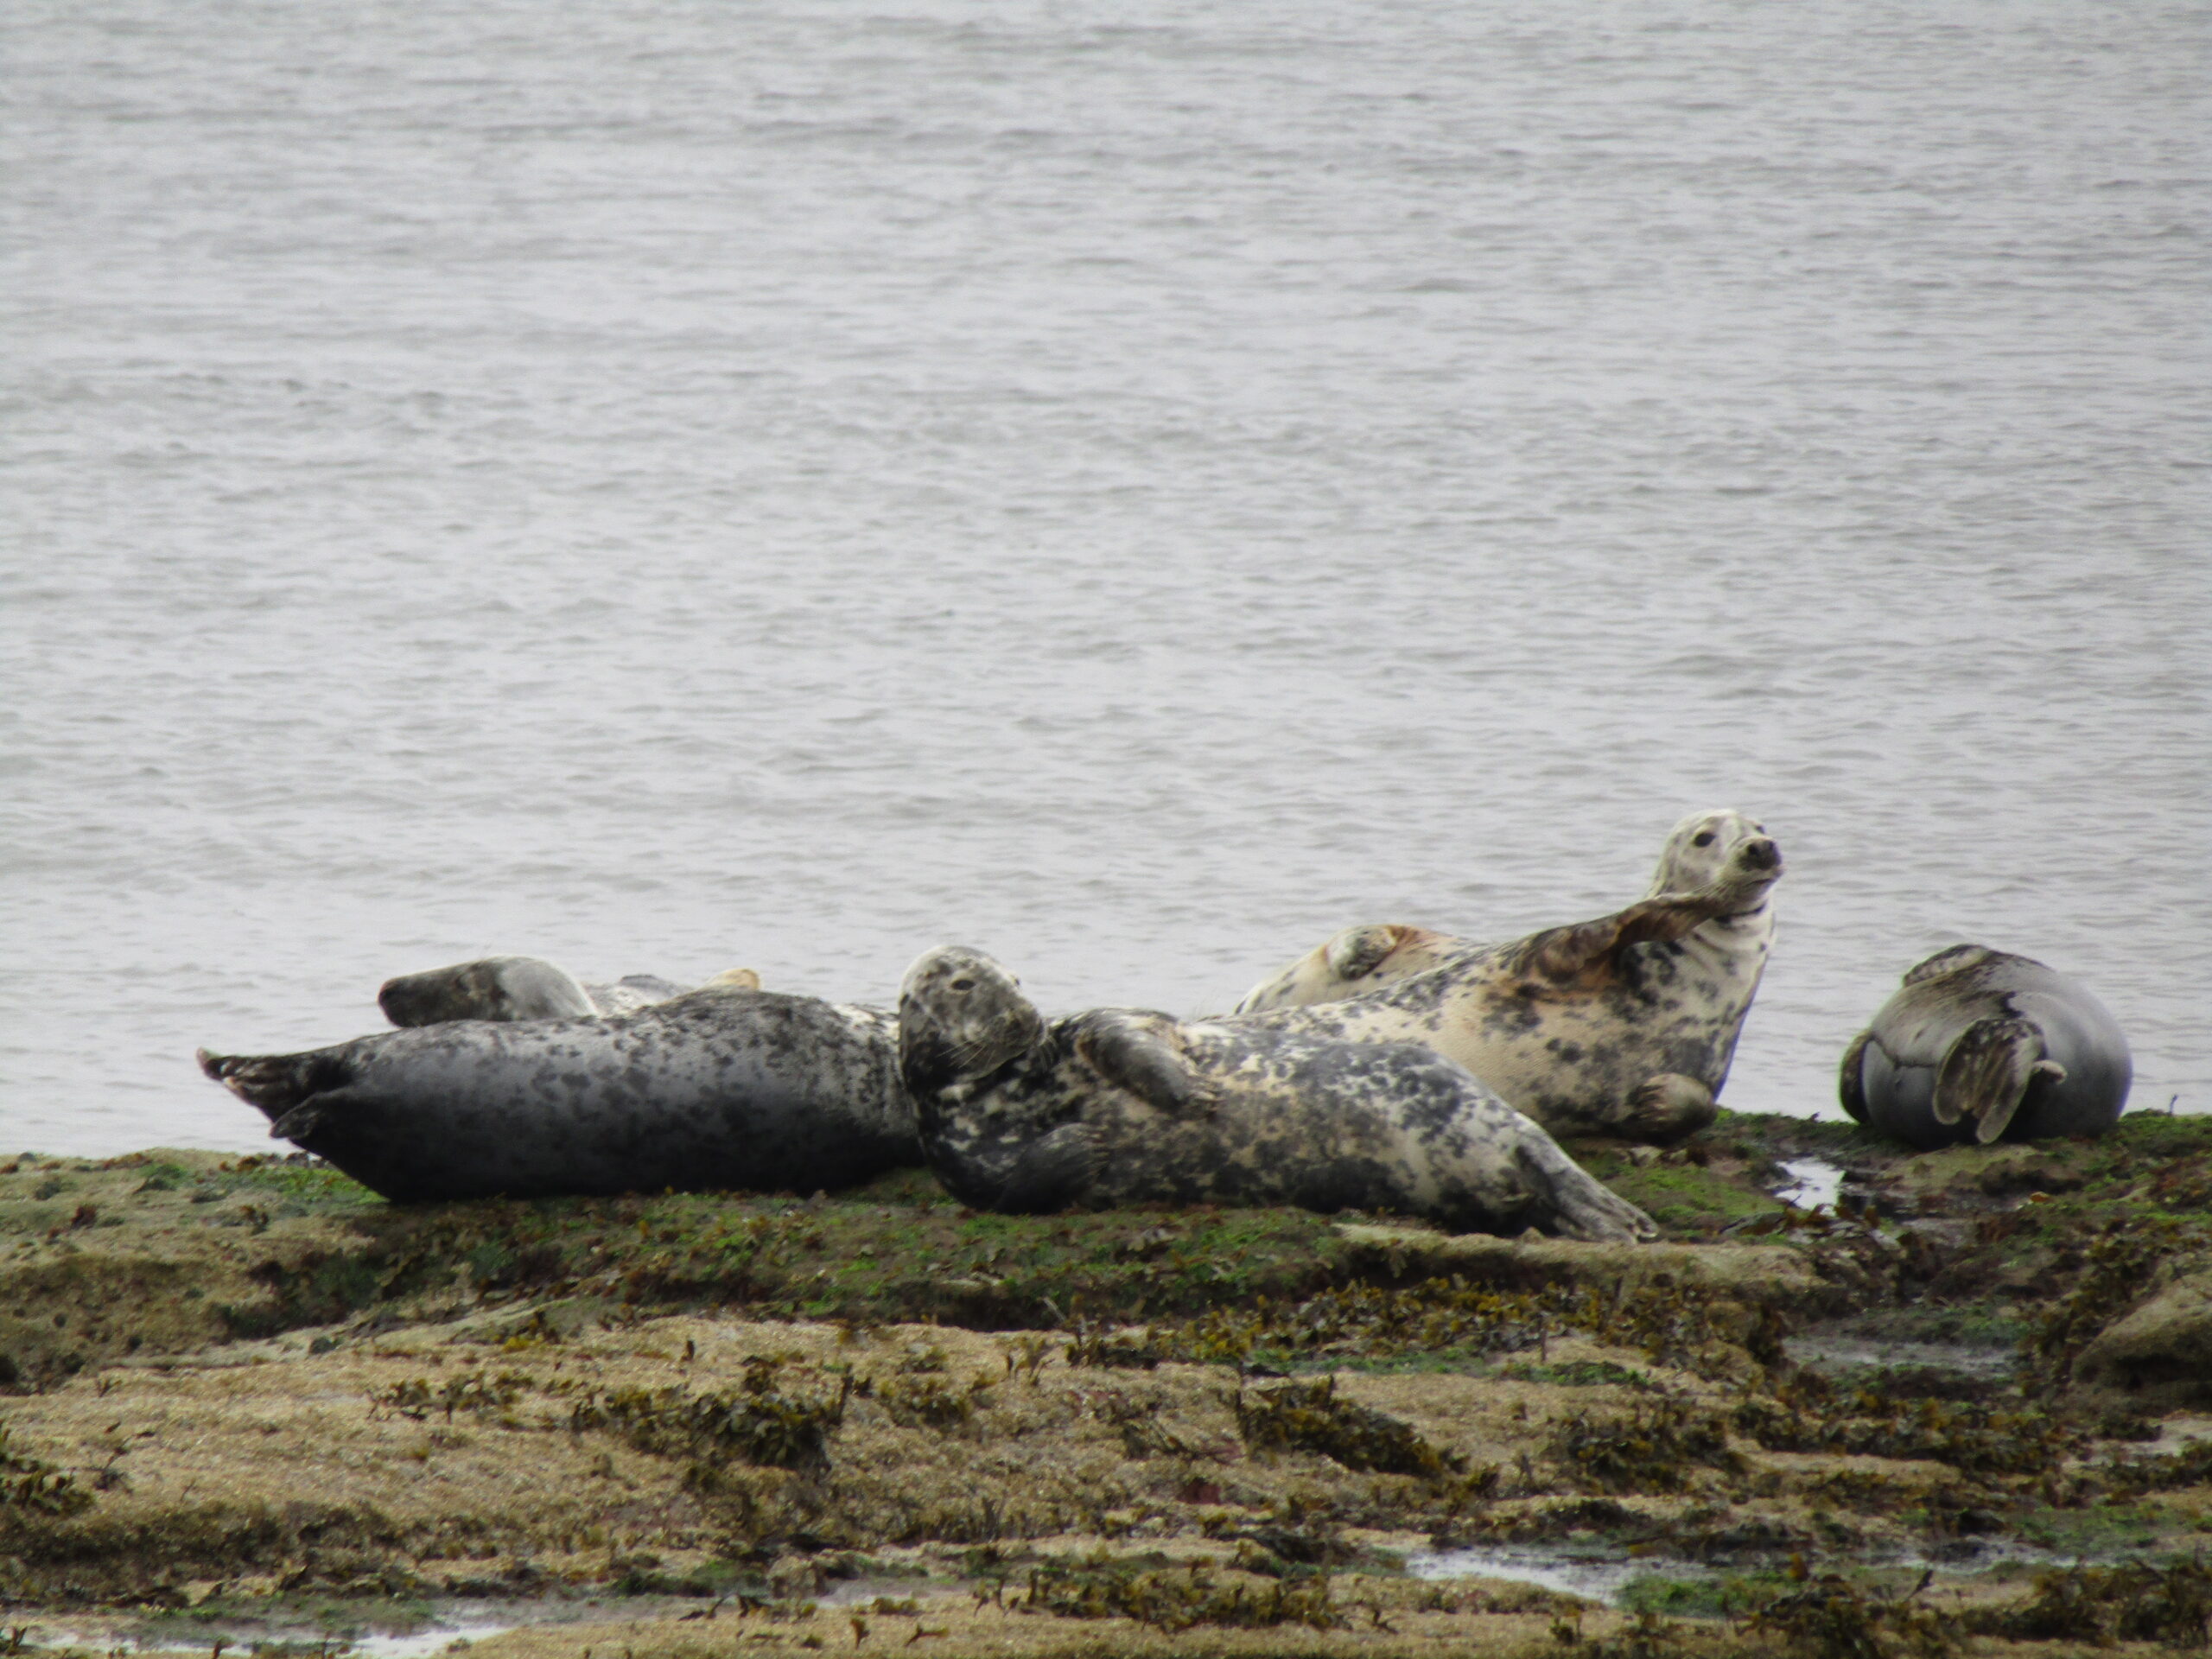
[197,1047,348,1120]
[991,1124,1103,1214]
[378,956,595,1027]
[1074,1016,1217,1117]
[1935,1016,2046,1141]
[1325,925,1424,983]
[1515,1141,1660,1243]
[1837,1031,1872,1123]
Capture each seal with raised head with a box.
[199,982,914,1203]
[897,945,1658,1242]
[377,956,760,1027]
[1839,945,2132,1150]
[1225,809,1784,1144]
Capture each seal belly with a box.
[1843,948,2132,1148]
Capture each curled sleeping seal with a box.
[377,956,761,1027]
[1227,809,1784,1144]
[199,982,914,1203]
[1840,945,2132,1150]
[897,945,1657,1242]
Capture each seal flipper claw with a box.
[992,1123,1103,1213]
[1934,1016,2044,1141]
[1074,1016,1217,1117]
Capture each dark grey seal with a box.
[897,946,1657,1242]
[1839,945,2133,1150]
[198,983,916,1203]
[377,955,759,1027]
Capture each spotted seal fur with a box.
[1840,945,2132,1150]
[1226,809,1783,1143]
[897,945,1657,1241]
[376,956,760,1027]
[199,981,914,1203]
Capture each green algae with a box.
[1571,1154,1787,1236]
[1233,1379,1463,1480]
[1546,1402,1741,1496]
[0,1424,90,1517]
[1013,1550,1344,1635]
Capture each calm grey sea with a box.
[3,0,2205,1158]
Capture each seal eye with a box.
[1692,831,1716,848]
[949,977,975,992]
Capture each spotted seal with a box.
[199,982,914,1203]
[1226,809,1783,1143]
[1839,945,2132,1150]
[897,945,1657,1241]
[377,956,761,1027]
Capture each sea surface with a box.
[3,0,2205,1157]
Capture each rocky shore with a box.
[6,1109,2212,1658]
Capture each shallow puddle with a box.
[1405,1544,1711,1604]
[1773,1158,1846,1211]
[349,1622,515,1657]
[1785,1333,2018,1382]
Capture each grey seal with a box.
[199,982,914,1203]
[1839,945,2133,1150]
[1227,809,1783,1144]
[897,945,1657,1242]
[377,956,760,1027]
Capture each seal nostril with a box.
[950,977,975,992]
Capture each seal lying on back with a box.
[377,956,761,1027]
[1840,946,2132,1150]
[1228,810,1784,1144]
[199,983,914,1203]
[897,946,1657,1242]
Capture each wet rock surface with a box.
[5,1111,2212,1656]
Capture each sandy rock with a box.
[1332,1224,1847,1316]
[2074,1268,2212,1408]
[1891,1143,2088,1208]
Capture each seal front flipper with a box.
[1936,1016,2056,1142]
[1617,1073,1716,1144]
[992,1123,1104,1213]
[1510,893,1731,989]
[1836,1030,1872,1123]
[1074,1014,1218,1117]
